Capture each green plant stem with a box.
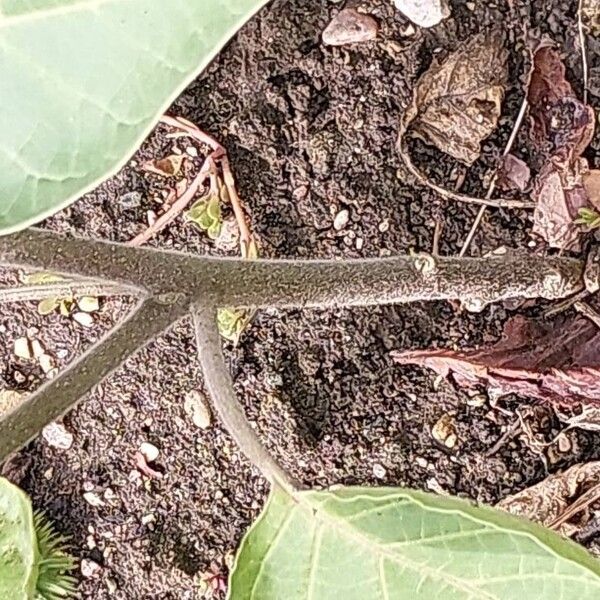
[193,308,302,494]
[0,228,592,464]
[0,230,586,311]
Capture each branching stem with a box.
[193,308,302,493]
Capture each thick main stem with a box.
[0,230,586,310]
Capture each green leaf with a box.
[207,196,222,221]
[37,297,60,315]
[207,221,222,240]
[0,0,269,235]
[230,486,600,599]
[0,477,38,599]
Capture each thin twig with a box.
[432,220,443,256]
[221,154,253,257]
[544,289,591,318]
[193,307,302,494]
[128,157,214,247]
[574,300,600,328]
[161,115,256,257]
[398,138,534,210]
[459,99,529,257]
[579,0,589,106]
[549,481,600,530]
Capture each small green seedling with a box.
[217,308,253,345]
[575,207,600,230]
[186,193,223,239]
[0,477,76,600]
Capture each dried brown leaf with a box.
[400,33,508,165]
[497,462,600,537]
[528,46,596,249]
[143,154,185,177]
[392,312,600,407]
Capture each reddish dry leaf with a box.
[143,154,185,177]
[392,312,600,407]
[528,46,596,250]
[583,169,600,211]
[497,154,531,192]
[531,161,589,249]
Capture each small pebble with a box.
[73,312,94,327]
[333,209,350,231]
[140,442,159,462]
[184,390,212,429]
[30,339,45,358]
[14,337,32,360]
[78,296,100,313]
[83,492,105,508]
[186,145,198,158]
[38,354,55,375]
[118,191,142,210]
[394,0,451,28]
[373,463,387,479]
[81,559,102,579]
[322,9,378,46]
[378,219,390,233]
[355,237,364,251]
[42,422,74,450]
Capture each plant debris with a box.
[322,8,378,46]
[497,154,531,192]
[528,46,596,250]
[399,33,508,166]
[392,311,600,407]
[143,154,185,178]
[497,462,600,538]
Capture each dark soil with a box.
[2,0,600,598]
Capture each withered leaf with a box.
[497,154,531,192]
[528,46,596,250]
[400,33,508,165]
[143,154,185,177]
[532,161,589,249]
[497,462,600,538]
[583,169,600,211]
[392,312,600,407]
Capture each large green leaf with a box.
[230,486,600,599]
[0,477,38,600]
[0,0,269,234]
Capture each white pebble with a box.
[42,422,73,450]
[394,0,451,28]
[140,442,159,462]
[373,463,387,479]
[333,209,350,231]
